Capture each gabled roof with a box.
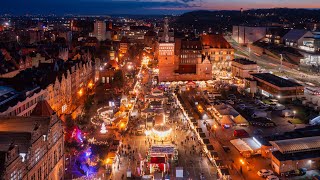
[31,100,54,116]
[201,34,232,49]
[282,29,310,42]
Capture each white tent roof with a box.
[310,116,320,125]
[230,139,252,152]
[230,138,261,153]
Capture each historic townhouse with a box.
[0,59,97,117]
[0,101,64,180]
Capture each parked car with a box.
[257,169,274,177]
[281,109,295,117]
[266,175,279,180]
[251,111,268,118]
[273,104,286,111]
[284,168,306,177]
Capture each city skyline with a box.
[1,0,320,15]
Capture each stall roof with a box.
[202,138,210,144]
[199,132,206,138]
[220,168,230,176]
[221,115,234,125]
[230,138,261,153]
[206,144,214,150]
[150,145,175,155]
[270,136,320,154]
[233,115,249,125]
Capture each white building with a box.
[232,26,267,44]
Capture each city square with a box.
[1,2,320,180]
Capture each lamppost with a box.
[240,158,245,174]
[280,54,283,72]
[293,110,296,119]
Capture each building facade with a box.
[231,59,258,79]
[90,21,107,41]
[0,60,96,117]
[232,26,267,44]
[157,18,233,82]
[201,34,234,70]
[0,101,64,180]
[247,73,304,99]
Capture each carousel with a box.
[149,124,172,142]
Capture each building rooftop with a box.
[233,59,257,65]
[258,125,320,146]
[0,116,50,133]
[31,100,54,116]
[201,34,232,49]
[270,136,320,154]
[282,29,310,42]
[252,73,303,88]
[0,86,19,106]
[181,39,202,50]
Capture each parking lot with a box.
[172,79,320,180]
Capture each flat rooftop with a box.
[259,125,320,146]
[252,73,303,88]
[233,59,257,65]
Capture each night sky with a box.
[1,0,319,15]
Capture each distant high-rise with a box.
[91,21,107,41]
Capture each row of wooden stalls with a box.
[174,90,232,179]
[196,126,231,179]
[211,103,249,128]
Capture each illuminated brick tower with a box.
[158,17,175,82]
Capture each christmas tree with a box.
[100,122,107,134]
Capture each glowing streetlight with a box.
[293,110,296,119]
[78,89,83,97]
[127,65,133,70]
[88,82,93,88]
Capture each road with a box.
[229,40,320,87]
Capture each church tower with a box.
[158,17,175,82]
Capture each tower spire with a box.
[163,17,169,43]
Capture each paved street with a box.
[229,39,320,87]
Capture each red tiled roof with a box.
[201,34,232,49]
[31,100,54,116]
[108,60,119,69]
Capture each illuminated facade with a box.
[201,34,234,70]
[47,60,94,115]
[157,18,232,82]
[0,60,96,117]
[90,21,107,41]
[231,58,258,79]
[0,101,64,180]
[119,36,129,55]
